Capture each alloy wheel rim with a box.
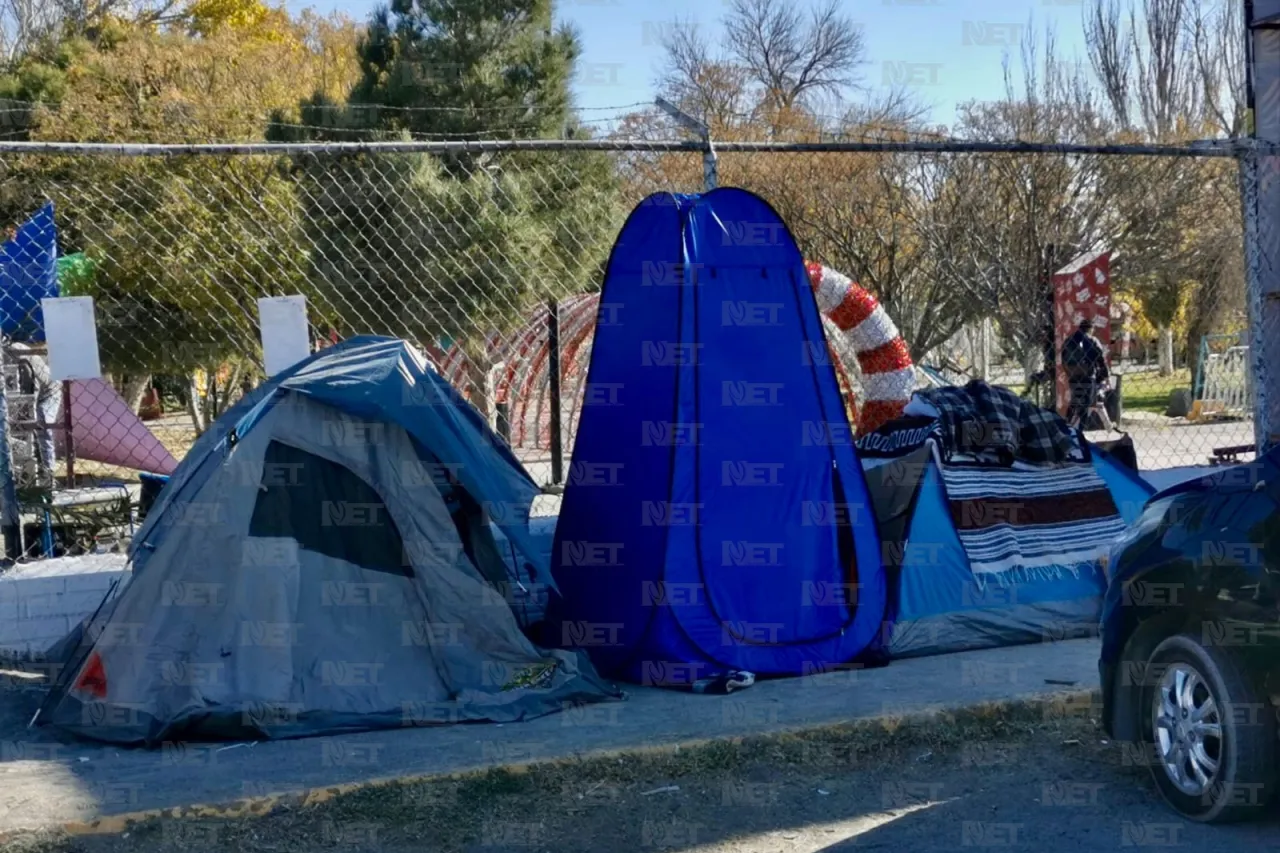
[1152,662,1223,797]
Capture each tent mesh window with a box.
[248,439,413,577]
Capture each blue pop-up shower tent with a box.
[547,189,887,686]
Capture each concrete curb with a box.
[33,687,1101,840]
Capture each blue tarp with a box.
[884,447,1155,657]
[547,189,888,685]
[0,203,59,342]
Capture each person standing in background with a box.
[6,341,61,486]
[1061,317,1112,431]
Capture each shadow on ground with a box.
[5,711,1277,853]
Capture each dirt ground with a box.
[5,708,1279,853]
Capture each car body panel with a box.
[1099,447,1280,740]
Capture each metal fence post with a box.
[1040,244,1057,411]
[1241,147,1273,452]
[61,379,74,488]
[546,298,563,486]
[1245,0,1280,453]
[979,317,992,382]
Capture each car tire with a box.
[1141,632,1277,823]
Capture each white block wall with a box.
[0,555,129,657]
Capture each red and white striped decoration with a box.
[805,262,915,434]
[437,261,916,448]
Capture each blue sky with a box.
[293,0,1095,130]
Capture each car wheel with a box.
[1142,632,1277,823]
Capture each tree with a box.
[350,0,576,139]
[0,0,62,63]
[947,25,1115,375]
[1084,0,1245,377]
[626,1,975,364]
[0,7,363,431]
[771,133,977,361]
[632,1,1002,370]
[0,0,292,66]
[278,0,623,417]
[656,0,865,133]
[722,0,864,114]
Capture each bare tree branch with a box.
[723,0,864,112]
[0,0,60,62]
[655,19,753,131]
[1086,0,1133,130]
[1187,0,1246,137]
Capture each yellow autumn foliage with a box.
[30,8,361,144]
[186,0,280,37]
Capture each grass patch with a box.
[1120,369,1190,414]
[5,691,1103,853]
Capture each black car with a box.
[1099,446,1280,823]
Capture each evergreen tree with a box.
[278,0,624,414]
[351,0,576,139]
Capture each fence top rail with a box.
[0,137,1267,157]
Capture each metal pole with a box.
[1042,244,1058,412]
[656,97,716,191]
[496,401,511,446]
[62,379,74,488]
[980,318,992,382]
[0,345,21,560]
[546,298,563,486]
[1245,0,1280,453]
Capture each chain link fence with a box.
[0,140,1259,546]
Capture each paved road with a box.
[19,714,1280,853]
[1104,419,1256,471]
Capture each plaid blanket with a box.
[942,463,1125,577]
[915,381,1079,464]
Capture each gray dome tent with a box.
[37,337,617,745]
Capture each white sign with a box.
[257,295,310,377]
[41,296,102,380]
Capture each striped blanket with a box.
[942,463,1125,576]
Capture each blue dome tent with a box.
[547,189,888,686]
[38,337,617,745]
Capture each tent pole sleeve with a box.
[547,298,563,486]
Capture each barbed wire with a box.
[0,138,1257,156]
[0,99,657,117]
